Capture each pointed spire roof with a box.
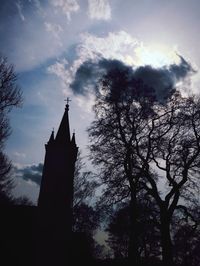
[71,132,76,146]
[56,104,71,144]
[47,130,54,144]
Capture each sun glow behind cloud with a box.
[134,44,180,68]
[48,30,186,99]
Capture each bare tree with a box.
[88,68,156,264]
[88,67,200,265]
[0,55,22,204]
[73,151,101,257]
[73,151,98,208]
[0,56,22,112]
[0,56,22,147]
[136,94,200,266]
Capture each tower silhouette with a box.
[37,102,78,265]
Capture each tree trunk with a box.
[160,211,174,266]
[128,192,140,265]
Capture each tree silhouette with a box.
[106,203,130,259]
[0,55,22,204]
[88,68,156,264]
[73,152,100,257]
[73,151,98,208]
[172,203,200,266]
[88,67,200,265]
[0,152,13,204]
[106,194,161,262]
[138,94,200,266]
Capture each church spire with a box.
[71,132,76,146]
[55,103,71,144]
[47,130,54,145]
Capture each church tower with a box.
[38,101,78,234]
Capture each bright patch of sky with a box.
[1,0,200,202]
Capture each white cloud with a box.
[78,31,138,62]
[44,22,63,46]
[31,0,46,17]
[75,93,95,113]
[88,0,111,20]
[47,58,73,89]
[16,0,25,21]
[47,58,68,77]
[5,0,89,72]
[13,151,26,159]
[47,30,195,102]
[12,177,39,204]
[51,0,80,21]
[11,15,70,72]
[47,31,138,92]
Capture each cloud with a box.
[0,0,87,72]
[134,56,195,100]
[15,163,43,186]
[134,44,180,68]
[47,58,74,95]
[51,0,80,21]
[70,59,131,95]
[70,56,194,101]
[31,0,44,15]
[44,22,63,46]
[16,0,25,21]
[47,58,69,79]
[13,152,26,159]
[88,0,111,20]
[47,30,195,101]
[78,31,138,62]
[47,31,138,89]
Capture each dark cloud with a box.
[70,59,132,95]
[134,55,195,100]
[15,163,43,186]
[70,55,194,101]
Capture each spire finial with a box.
[64,97,71,110]
[56,99,71,144]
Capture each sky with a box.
[1,0,200,203]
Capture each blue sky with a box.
[1,0,200,202]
